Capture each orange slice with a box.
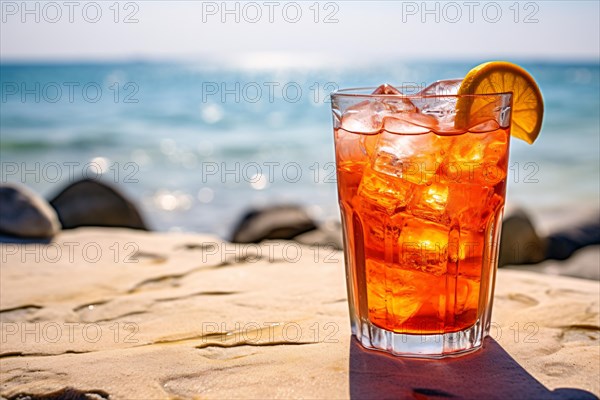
[456,61,544,144]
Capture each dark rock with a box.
[545,216,600,261]
[231,205,317,243]
[49,179,147,230]
[0,183,61,239]
[499,209,546,267]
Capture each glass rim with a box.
[331,86,512,99]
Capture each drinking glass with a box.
[331,85,512,358]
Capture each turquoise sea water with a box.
[1,61,598,237]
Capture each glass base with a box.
[352,318,487,359]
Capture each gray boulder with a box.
[499,209,545,267]
[0,183,61,239]
[231,205,317,243]
[49,179,147,230]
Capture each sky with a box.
[1,1,599,65]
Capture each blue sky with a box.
[1,1,598,65]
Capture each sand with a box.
[1,228,598,399]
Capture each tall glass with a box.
[331,84,512,358]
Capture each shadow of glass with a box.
[349,337,597,400]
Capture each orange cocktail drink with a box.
[331,80,513,357]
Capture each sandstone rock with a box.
[231,205,317,243]
[0,183,60,239]
[49,179,147,230]
[0,228,597,399]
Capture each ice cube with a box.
[445,184,495,230]
[405,79,464,134]
[387,99,419,114]
[340,100,387,134]
[455,276,479,315]
[372,84,418,114]
[371,143,403,178]
[418,96,458,120]
[335,128,367,163]
[372,83,402,95]
[454,130,508,163]
[388,268,429,326]
[359,133,380,160]
[366,259,423,327]
[339,84,419,134]
[383,112,437,134]
[359,206,390,255]
[419,79,463,96]
[397,216,450,275]
[409,182,450,224]
[440,130,509,185]
[357,165,415,214]
[372,132,451,185]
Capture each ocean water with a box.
[1,61,598,237]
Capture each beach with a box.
[1,227,598,399]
